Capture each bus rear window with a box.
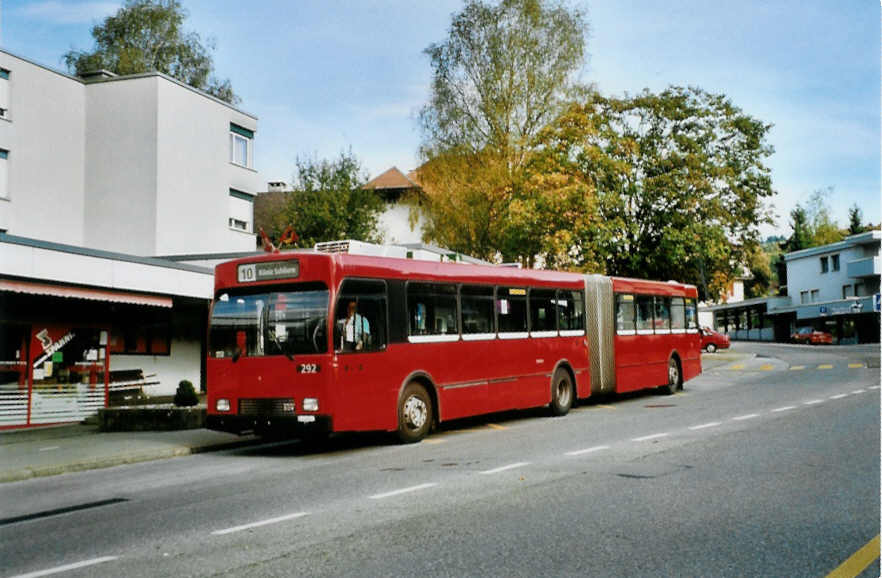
[210,283,329,358]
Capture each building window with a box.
[800,290,809,304]
[831,254,839,271]
[0,68,8,120]
[228,218,248,231]
[810,289,819,302]
[842,285,853,298]
[229,123,253,168]
[0,149,8,199]
[819,256,828,273]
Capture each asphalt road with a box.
[1,343,879,577]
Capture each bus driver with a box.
[340,301,370,351]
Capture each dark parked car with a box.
[700,326,730,353]
[791,327,834,345]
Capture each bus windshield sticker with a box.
[238,260,300,283]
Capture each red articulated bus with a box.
[206,251,701,443]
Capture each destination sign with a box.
[238,260,300,283]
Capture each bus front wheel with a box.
[397,382,432,443]
[550,369,574,416]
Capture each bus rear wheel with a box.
[550,369,574,416]
[397,382,432,443]
[661,356,681,395]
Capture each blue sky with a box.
[2,0,879,237]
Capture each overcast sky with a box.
[3,0,879,238]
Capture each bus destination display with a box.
[237,260,300,283]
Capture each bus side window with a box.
[407,283,458,336]
[635,295,653,333]
[671,297,685,331]
[497,287,528,334]
[461,285,495,336]
[615,294,635,334]
[653,296,671,333]
[685,298,698,330]
[335,279,387,353]
[558,290,585,333]
[529,288,557,333]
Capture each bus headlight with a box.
[302,398,319,412]
[216,398,231,412]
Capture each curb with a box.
[0,436,261,484]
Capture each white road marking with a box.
[10,556,119,578]
[211,512,309,535]
[688,422,722,431]
[772,406,796,413]
[565,445,610,456]
[803,399,824,405]
[631,432,669,442]
[868,386,880,390]
[369,483,438,500]
[480,462,530,475]
[732,413,759,421]
[829,394,848,400]
[851,389,866,394]
[37,446,60,452]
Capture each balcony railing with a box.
[847,256,881,278]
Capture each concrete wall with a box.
[84,76,159,255]
[0,53,86,244]
[155,79,259,255]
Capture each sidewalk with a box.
[0,423,259,483]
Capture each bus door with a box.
[332,279,390,431]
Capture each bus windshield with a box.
[209,283,329,358]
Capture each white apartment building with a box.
[705,231,881,343]
[0,49,263,428]
[0,50,260,254]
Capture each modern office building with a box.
[0,49,261,428]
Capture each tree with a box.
[533,87,776,299]
[804,187,843,246]
[277,151,385,248]
[783,205,811,252]
[63,0,237,104]
[419,0,587,168]
[848,203,865,235]
[417,0,588,261]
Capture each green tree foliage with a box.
[743,244,773,298]
[534,87,775,299]
[417,0,588,263]
[63,0,237,104]
[783,206,811,252]
[805,187,844,246]
[279,152,384,248]
[420,0,587,168]
[848,203,865,235]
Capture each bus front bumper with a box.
[206,414,331,437]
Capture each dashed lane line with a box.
[9,556,119,578]
[772,406,796,413]
[790,366,806,371]
[211,512,309,536]
[830,394,848,400]
[851,389,866,394]
[804,399,824,405]
[369,483,438,500]
[631,432,670,442]
[480,462,530,475]
[732,413,760,421]
[848,363,866,369]
[688,422,722,431]
[869,386,880,390]
[565,445,610,456]
[759,364,774,371]
[486,423,508,430]
[818,364,834,370]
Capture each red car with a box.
[791,327,834,345]
[700,326,730,353]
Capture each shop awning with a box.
[0,279,173,308]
